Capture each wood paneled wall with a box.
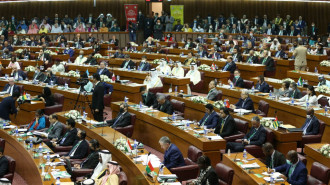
[0,0,329,34]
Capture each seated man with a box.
[288,82,302,99]
[207,47,220,59]
[274,45,285,58]
[259,52,275,72]
[199,104,219,129]
[159,136,185,169]
[72,139,100,170]
[32,66,46,82]
[231,48,243,62]
[317,75,330,87]
[229,90,254,111]
[113,48,125,58]
[214,107,237,137]
[143,69,163,90]
[63,44,74,58]
[120,54,135,69]
[245,50,259,64]
[27,109,46,131]
[226,116,266,152]
[45,118,78,150]
[183,51,196,66]
[301,108,320,135]
[0,91,20,121]
[105,103,131,128]
[74,50,87,65]
[10,66,27,81]
[274,150,308,185]
[255,75,270,93]
[138,55,150,71]
[171,61,184,78]
[206,80,219,101]
[222,56,236,74]
[51,59,65,73]
[228,69,244,88]
[40,114,63,140]
[96,61,111,77]
[140,86,156,107]
[0,147,8,178]
[61,130,89,159]
[84,54,98,65]
[185,63,201,86]
[2,78,20,95]
[262,142,286,169]
[153,94,173,115]
[43,70,57,85]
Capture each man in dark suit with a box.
[184,38,196,50]
[288,82,302,99]
[222,56,236,74]
[92,74,105,122]
[226,116,266,152]
[138,56,150,71]
[274,45,286,58]
[153,94,173,115]
[199,104,219,129]
[2,78,20,95]
[0,147,8,178]
[259,54,275,72]
[245,50,259,64]
[10,66,27,81]
[288,26,298,36]
[61,130,89,159]
[109,35,119,47]
[277,26,287,36]
[32,66,46,82]
[231,49,242,63]
[206,80,219,101]
[207,47,221,60]
[274,150,308,185]
[140,86,156,107]
[96,61,111,77]
[215,107,237,137]
[159,136,185,169]
[73,139,100,170]
[262,142,286,169]
[43,114,63,140]
[264,24,275,35]
[230,90,254,112]
[105,103,131,128]
[120,55,135,70]
[255,75,270,93]
[301,108,320,136]
[0,91,20,121]
[228,69,244,88]
[86,33,96,43]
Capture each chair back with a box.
[233,118,249,134]
[149,87,163,94]
[0,138,5,150]
[187,145,202,163]
[298,153,307,166]
[170,99,185,115]
[155,92,170,100]
[256,100,269,117]
[53,93,64,105]
[318,119,325,136]
[318,96,329,107]
[243,80,254,89]
[215,163,234,185]
[310,162,330,185]
[3,155,15,182]
[216,90,223,101]
[265,128,275,143]
[118,171,128,185]
[17,85,24,95]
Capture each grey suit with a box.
[206,88,219,101]
[46,121,63,140]
[33,72,46,82]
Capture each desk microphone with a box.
[112,128,117,145]
[233,152,239,162]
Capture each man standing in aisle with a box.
[293,41,307,71]
[92,74,104,122]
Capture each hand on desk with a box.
[73,164,81,169]
[279,174,287,181]
[242,139,249,145]
[229,104,236,109]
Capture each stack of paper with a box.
[136,154,162,168]
[51,171,71,179]
[205,136,223,140]
[234,109,252,113]
[240,162,260,169]
[193,130,205,134]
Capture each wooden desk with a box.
[0,128,72,185]
[222,153,289,185]
[0,59,43,68]
[111,101,226,167]
[287,70,330,86]
[57,111,172,185]
[320,66,330,75]
[304,143,330,176]
[274,59,295,79]
[13,46,94,57]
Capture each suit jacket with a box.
[214,115,237,137]
[96,68,111,77]
[81,150,100,169]
[235,97,254,111]
[301,116,319,135]
[277,29,287,36]
[207,52,221,60]
[264,28,276,35]
[32,72,46,82]
[233,77,244,88]
[222,62,236,74]
[43,75,57,85]
[274,50,285,58]
[107,111,131,128]
[154,100,173,115]
[66,139,89,159]
[120,60,135,69]
[2,84,20,94]
[288,89,302,99]
[199,167,219,185]
[232,53,242,62]
[275,161,307,185]
[46,121,63,140]
[85,58,98,65]
[92,82,104,110]
[0,156,8,178]
[102,82,113,95]
[246,56,259,64]
[57,128,78,146]
[11,70,27,80]
[199,111,219,129]
[164,144,185,169]
[265,150,286,168]
[293,46,307,66]
[259,57,275,71]
[0,96,17,120]
[138,62,150,71]
[243,125,266,146]
[256,82,270,93]
[206,88,218,101]
[142,92,156,107]
[109,39,119,46]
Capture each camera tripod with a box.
[73,86,94,116]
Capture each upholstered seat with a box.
[44,93,64,115]
[115,113,136,138]
[255,100,269,117]
[215,163,234,185]
[307,162,330,185]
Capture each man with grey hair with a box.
[229,90,254,112]
[120,54,135,69]
[153,94,173,115]
[226,116,266,152]
[105,103,131,128]
[159,136,185,169]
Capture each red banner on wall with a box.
[124,4,138,31]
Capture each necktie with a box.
[220,120,225,133]
[302,118,313,135]
[60,132,69,144]
[123,61,129,69]
[81,152,93,168]
[113,113,124,127]
[280,30,283,36]
[7,86,12,94]
[248,57,252,63]
[270,157,274,168]
[248,129,257,140]
[99,69,103,75]
[288,165,295,178]
[201,114,210,126]
[224,63,229,71]
[207,89,213,99]
[262,57,267,64]
[275,51,280,58]
[47,123,55,133]
[69,141,81,156]
[242,99,246,108]
[140,63,145,70]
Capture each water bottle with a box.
[117,75,120,81]
[5,74,8,80]
[38,143,43,153]
[168,84,172,93]
[325,106,328,116]
[46,151,50,162]
[270,173,275,184]
[315,67,318,73]
[55,177,61,185]
[269,90,272,97]
[291,98,294,105]
[230,83,233,89]
[83,111,87,119]
[137,66,140,71]
[243,149,247,159]
[50,80,54,86]
[159,164,164,175]
[175,86,178,94]
[139,101,142,109]
[124,96,127,103]
[15,126,18,136]
[29,140,33,150]
[251,86,255,94]
[128,65,130,71]
[68,58,71,63]
[172,113,176,121]
[64,83,68,89]
[186,121,190,128]
[306,102,309,109]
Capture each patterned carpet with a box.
[12,172,28,185]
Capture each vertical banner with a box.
[124,4,138,30]
[170,5,184,26]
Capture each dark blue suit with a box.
[163,144,185,169]
[222,62,236,74]
[274,50,285,58]
[63,49,74,58]
[0,96,17,120]
[256,82,270,93]
[275,161,307,185]
[97,68,111,77]
[138,62,150,71]
[102,82,113,95]
[199,111,219,129]
[235,97,254,112]
[207,52,221,60]
[11,70,27,80]
[301,116,319,135]
[2,84,20,94]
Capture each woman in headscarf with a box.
[95,161,120,185]
[185,62,201,85]
[156,59,171,75]
[37,87,55,106]
[143,69,163,90]
[171,61,184,77]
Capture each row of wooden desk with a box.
[287,70,330,86]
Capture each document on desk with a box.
[193,130,205,134]
[205,135,223,140]
[233,109,252,113]
[51,171,71,179]
[240,162,260,169]
[136,154,162,168]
